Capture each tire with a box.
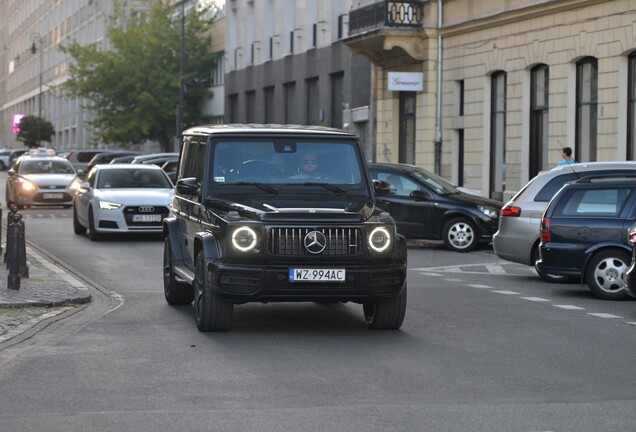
[363,283,407,330]
[585,249,631,300]
[88,208,101,241]
[442,217,478,252]
[164,238,193,305]
[193,251,233,331]
[73,208,86,235]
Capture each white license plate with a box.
[132,214,162,222]
[289,268,346,282]
[42,193,63,199]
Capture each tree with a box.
[60,0,217,151]
[16,115,55,148]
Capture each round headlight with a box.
[232,226,257,252]
[369,227,391,252]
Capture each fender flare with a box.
[163,217,185,264]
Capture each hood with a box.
[205,194,377,222]
[22,173,76,186]
[95,188,174,204]
[449,191,502,209]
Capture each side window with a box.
[376,171,419,197]
[557,188,633,216]
[534,173,577,202]
[178,137,193,179]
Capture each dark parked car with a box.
[536,176,636,300]
[164,124,407,331]
[367,163,502,252]
[625,222,636,298]
[86,150,140,172]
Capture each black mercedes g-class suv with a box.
[163,124,407,331]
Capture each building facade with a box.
[0,0,225,152]
[224,0,376,160]
[346,0,636,199]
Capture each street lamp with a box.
[30,32,43,148]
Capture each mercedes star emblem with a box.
[304,230,327,254]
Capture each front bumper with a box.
[16,190,73,207]
[208,261,407,303]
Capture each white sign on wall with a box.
[388,72,424,91]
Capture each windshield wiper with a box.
[235,182,279,193]
[303,182,346,194]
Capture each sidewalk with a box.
[0,242,91,343]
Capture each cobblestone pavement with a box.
[0,243,91,344]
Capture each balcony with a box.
[349,0,424,36]
[344,0,429,67]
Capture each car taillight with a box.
[500,205,521,217]
[629,231,636,246]
[540,217,551,243]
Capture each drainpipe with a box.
[434,0,443,175]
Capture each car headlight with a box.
[98,200,122,210]
[478,205,499,218]
[231,226,257,252]
[20,180,36,191]
[369,226,392,252]
[69,179,82,190]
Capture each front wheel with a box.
[363,284,407,330]
[193,251,233,331]
[443,218,478,252]
[585,249,631,300]
[164,238,193,305]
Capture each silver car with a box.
[5,150,81,209]
[493,161,636,282]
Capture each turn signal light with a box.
[629,231,636,246]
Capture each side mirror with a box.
[7,168,16,176]
[373,179,391,196]
[176,177,199,195]
[410,190,430,201]
[81,181,91,190]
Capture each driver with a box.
[289,153,330,180]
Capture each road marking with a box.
[492,290,519,295]
[468,284,492,289]
[485,264,506,274]
[587,313,622,319]
[553,305,585,310]
[626,322,636,326]
[444,278,465,283]
[521,297,551,302]
[419,272,442,277]
[411,262,534,276]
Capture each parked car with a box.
[86,150,140,172]
[130,152,179,164]
[5,148,81,208]
[493,161,636,282]
[367,163,502,252]
[535,176,636,300]
[160,159,178,183]
[109,155,137,164]
[64,149,106,172]
[72,164,174,241]
[0,149,12,170]
[164,124,407,332]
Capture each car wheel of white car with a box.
[193,251,233,332]
[73,208,86,235]
[88,208,101,241]
[443,218,478,252]
[585,249,631,300]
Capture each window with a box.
[576,57,598,162]
[284,82,296,124]
[490,71,507,200]
[457,80,465,186]
[264,86,275,123]
[246,91,256,123]
[530,64,549,177]
[306,78,319,125]
[330,73,344,128]
[558,188,632,217]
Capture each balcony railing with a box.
[349,0,424,36]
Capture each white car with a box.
[72,164,174,241]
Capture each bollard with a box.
[4,205,17,265]
[16,213,28,278]
[7,215,21,290]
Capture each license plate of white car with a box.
[42,193,63,199]
[289,268,346,282]
[132,214,162,222]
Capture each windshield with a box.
[211,139,364,187]
[96,168,172,189]
[410,166,459,195]
[20,159,74,175]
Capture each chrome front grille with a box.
[268,227,362,256]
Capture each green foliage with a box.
[60,0,217,151]
[16,115,55,148]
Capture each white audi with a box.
[73,164,174,241]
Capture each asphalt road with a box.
[0,172,635,431]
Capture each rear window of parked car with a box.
[555,188,634,217]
